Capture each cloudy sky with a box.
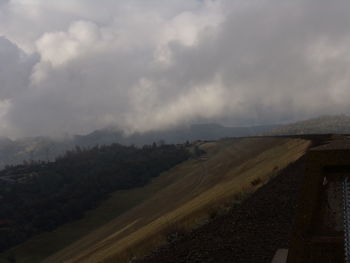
[0,0,350,138]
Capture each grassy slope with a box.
[41,137,310,263]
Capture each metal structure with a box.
[287,136,350,263]
[344,177,350,263]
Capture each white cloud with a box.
[154,1,223,64]
[36,21,100,67]
[126,75,226,132]
[1,0,350,137]
[0,99,12,135]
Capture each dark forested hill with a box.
[0,143,189,252]
[0,123,277,169]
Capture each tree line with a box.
[0,142,189,252]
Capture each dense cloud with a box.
[0,0,350,137]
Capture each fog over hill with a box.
[3,114,350,169]
[0,123,277,169]
[267,115,350,135]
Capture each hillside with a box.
[0,124,277,169]
[138,154,307,263]
[0,143,188,254]
[267,115,350,135]
[137,135,332,263]
[23,137,310,263]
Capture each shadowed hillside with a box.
[0,143,189,257]
[138,155,308,263]
[36,137,309,263]
[137,135,332,263]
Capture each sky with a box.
[1,0,350,138]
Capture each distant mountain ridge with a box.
[0,123,278,169]
[5,114,350,169]
[74,123,279,147]
[267,115,350,135]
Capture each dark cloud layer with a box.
[0,0,350,138]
